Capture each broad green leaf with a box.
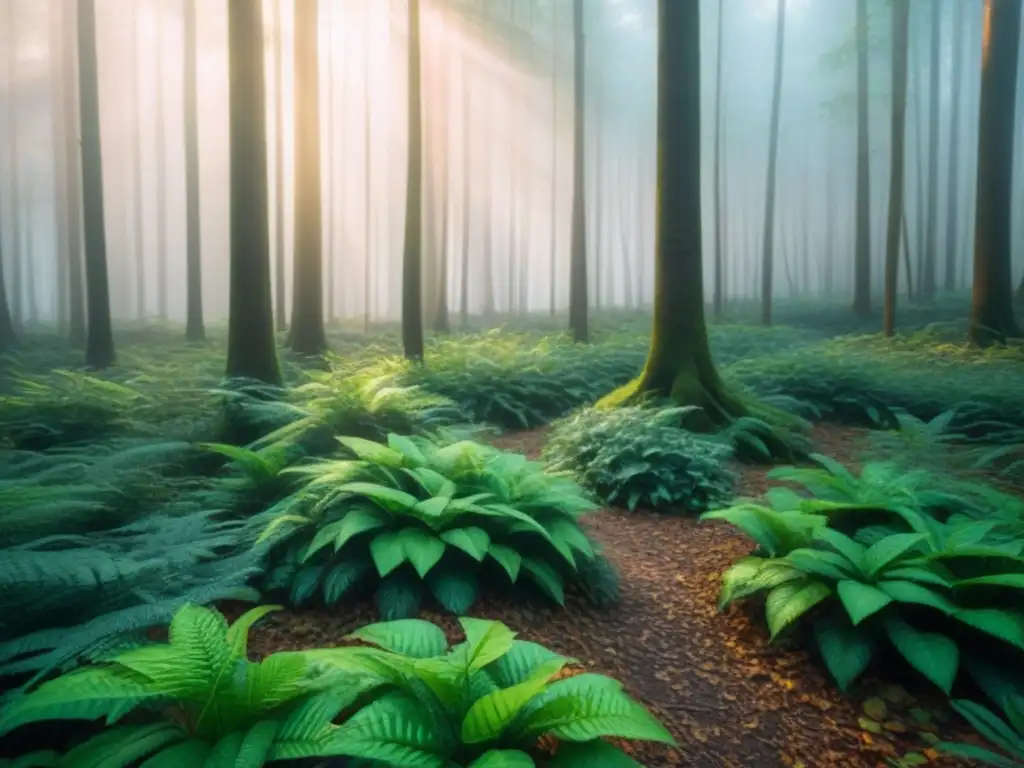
[337,482,419,513]
[468,751,535,768]
[955,574,1024,589]
[529,687,676,745]
[486,640,574,689]
[303,507,389,561]
[786,549,858,581]
[813,528,867,572]
[954,609,1024,651]
[322,558,373,605]
[332,691,451,766]
[427,567,479,614]
[765,580,832,639]
[813,612,875,690]
[370,528,446,578]
[459,618,517,671]
[521,558,565,605]
[348,620,448,659]
[547,740,644,767]
[440,527,491,561]
[461,659,565,743]
[877,580,958,615]
[837,581,893,625]
[336,437,405,467]
[387,434,428,466]
[719,558,803,608]
[864,533,926,577]
[488,544,522,582]
[226,605,282,659]
[883,617,958,693]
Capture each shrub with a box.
[703,459,1024,695]
[544,405,735,513]
[0,604,371,766]
[260,434,618,618]
[939,696,1024,767]
[308,616,677,766]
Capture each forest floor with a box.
[244,423,987,768]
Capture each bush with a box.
[544,405,735,513]
[260,434,618,618]
[0,604,370,766]
[703,457,1024,695]
[308,615,677,766]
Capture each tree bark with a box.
[287,0,328,357]
[402,0,425,361]
[225,0,281,385]
[852,0,871,317]
[922,0,941,299]
[944,0,966,293]
[78,0,115,369]
[759,0,786,326]
[184,0,205,342]
[568,0,589,342]
[712,0,726,318]
[549,0,558,317]
[6,0,22,329]
[883,0,910,337]
[969,0,1021,345]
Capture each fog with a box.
[2,0,1023,326]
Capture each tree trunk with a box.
[273,0,287,332]
[944,0,966,293]
[824,129,835,295]
[969,0,1021,345]
[401,0,425,361]
[434,8,452,336]
[759,0,786,326]
[902,209,914,300]
[568,0,589,342]
[324,9,335,324]
[883,0,910,337]
[0,233,13,351]
[922,0,940,299]
[459,50,471,328]
[7,0,22,330]
[712,0,726,318]
[287,0,328,357]
[131,1,146,322]
[78,0,115,369]
[63,0,86,343]
[155,4,168,320]
[49,0,70,335]
[549,0,558,317]
[225,0,281,385]
[852,0,871,317]
[364,3,373,332]
[184,0,205,342]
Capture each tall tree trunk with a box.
[155,2,168,320]
[902,209,914,300]
[944,0,966,293]
[324,7,335,324]
[25,185,37,324]
[969,0,1021,344]
[78,0,115,369]
[852,0,871,317]
[922,0,941,299]
[364,5,374,332]
[0,221,13,351]
[824,130,835,295]
[273,0,287,331]
[911,18,925,301]
[568,0,589,343]
[63,0,86,343]
[459,51,470,328]
[49,0,70,334]
[225,0,281,385]
[883,0,910,337]
[402,0,425,360]
[759,0,786,326]
[712,0,726,318]
[434,8,452,335]
[6,0,22,329]
[593,100,603,309]
[184,0,205,342]
[287,0,327,356]
[549,0,558,317]
[131,1,146,322]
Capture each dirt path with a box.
[245,424,979,767]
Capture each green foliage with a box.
[306,616,676,766]
[0,604,371,766]
[261,434,617,618]
[544,405,735,513]
[939,696,1024,767]
[705,458,1024,694]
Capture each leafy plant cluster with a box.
[0,606,675,767]
[260,433,618,619]
[544,405,736,513]
[704,455,1024,765]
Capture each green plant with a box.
[544,405,735,513]
[308,616,677,766]
[261,434,617,618]
[0,604,372,766]
[939,696,1024,767]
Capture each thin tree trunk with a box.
[902,209,914,300]
[549,0,558,317]
[324,7,335,324]
[63,0,86,343]
[49,0,70,335]
[922,0,940,299]
[131,1,146,322]
[364,6,374,332]
[155,2,168,320]
[760,0,786,326]
[273,0,287,331]
[402,0,425,360]
[459,51,471,328]
[568,0,589,342]
[852,0,871,316]
[883,0,910,337]
[944,0,966,293]
[7,0,22,329]
[712,0,726,318]
[969,0,1021,344]
[78,0,115,369]
[184,0,204,342]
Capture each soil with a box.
[245,423,989,767]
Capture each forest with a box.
[0,0,1023,765]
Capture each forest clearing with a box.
[2,0,1024,766]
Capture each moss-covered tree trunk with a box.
[883,0,910,337]
[759,0,785,326]
[287,0,328,357]
[401,0,425,361]
[598,0,745,427]
[183,0,205,343]
[568,0,588,343]
[225,0,281,386]
[852,0,871,318]
[78,0,115,370]
[969,0,1021,345]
